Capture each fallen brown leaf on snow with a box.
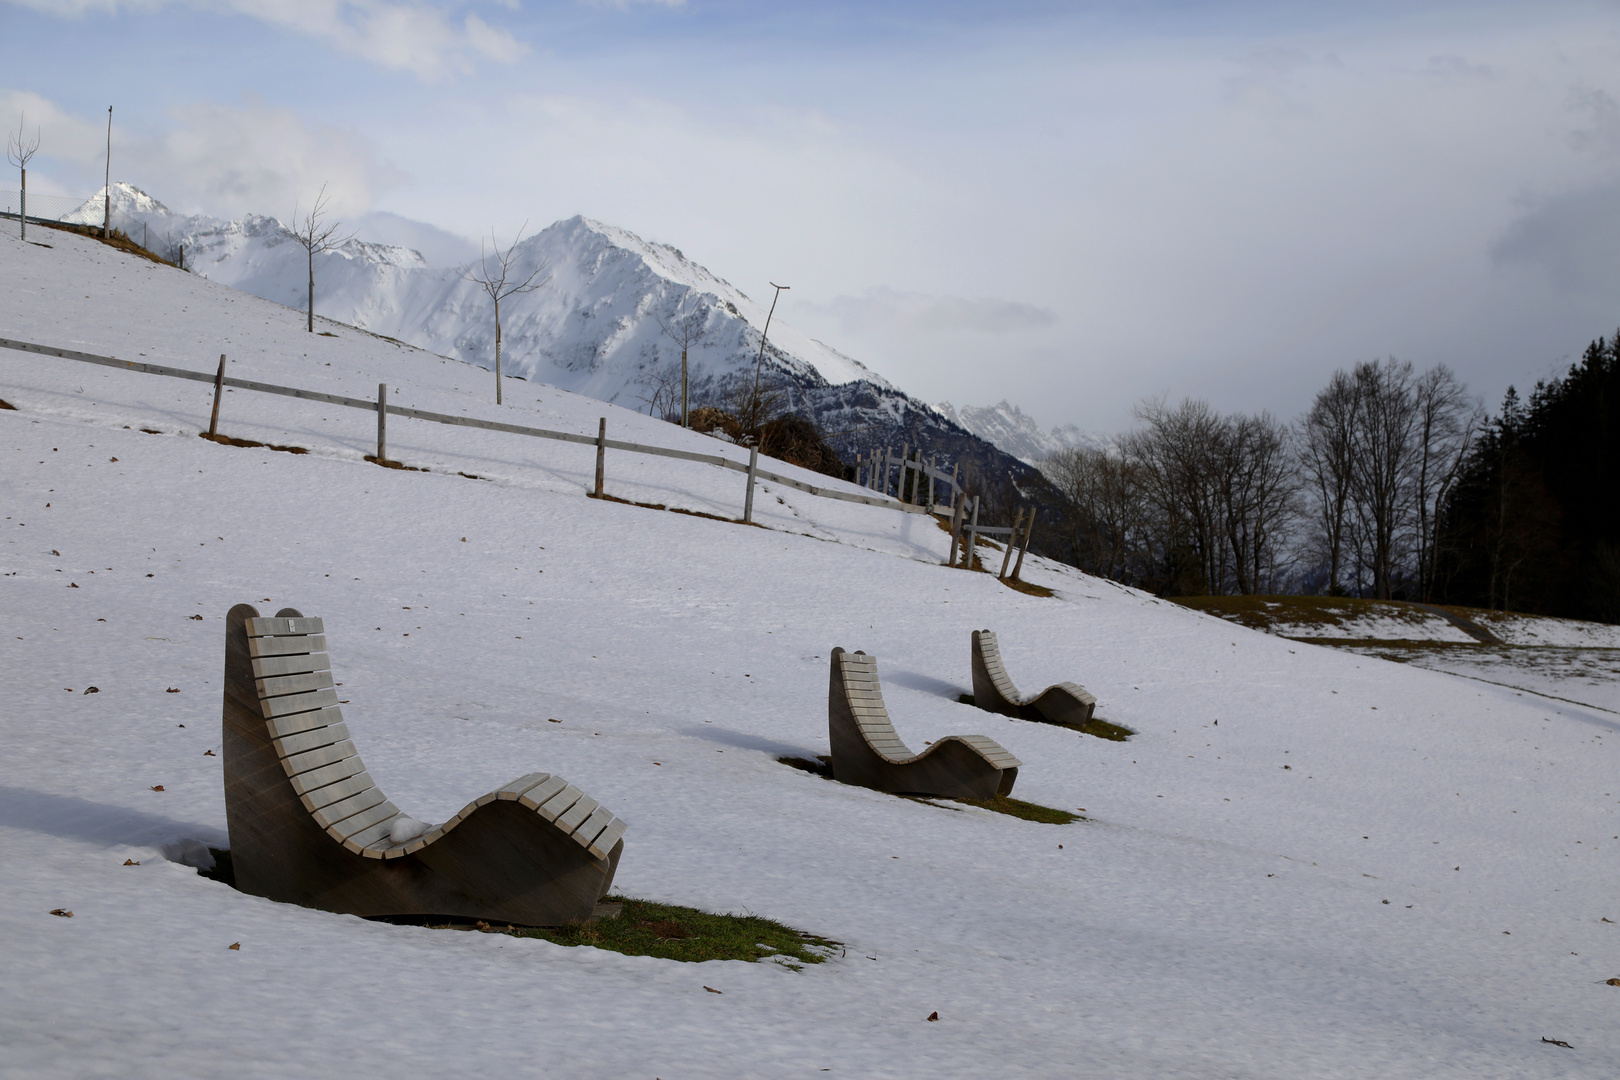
[123,859,139,866]
[49,909,73,918]
[703,986,722,994]
[150,785,164,792]
[926,1011,939,1021]
[228,942,241,951]
[83,686,98,694]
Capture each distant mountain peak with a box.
[935,399,1114,464]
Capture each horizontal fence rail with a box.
[0,335,934,516]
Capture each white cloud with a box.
[578,0,685,8]
[800,288,1056,337]
[0,88,404,218]
[4,0,528,81]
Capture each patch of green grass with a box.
[957,694,1132,741]
[947,794,1081,824]
[1170,594,1435,633]
[777,758,1081,823]
[1077,717,1134,741]
[444,897,842,968]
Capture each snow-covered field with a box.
[4,227,1619,1079]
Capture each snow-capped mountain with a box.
[934,400,1115,465]
[76,184,891,403]
[75,184,1064,513]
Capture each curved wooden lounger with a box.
[971,629,1096,727]
[221,603,625,926]
[828,647,1020,800]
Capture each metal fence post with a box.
[376,383,388,463]
[594,417,606,497]
[743,445,759,523]
[207,353,226,437]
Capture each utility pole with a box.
[102,106,112,239]
[749,281,789,427]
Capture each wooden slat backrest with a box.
[838,651,913,761]
[232,605,625,871]
[242,614,400,852]
[975,630,1023,705]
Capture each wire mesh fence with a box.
[1,190,100,225]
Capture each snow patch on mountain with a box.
[74,184,891,409]
[934,399,1115,464]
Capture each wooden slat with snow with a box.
[970,629,1097,728]
[827,648,1021,800]
[221,602,627,927]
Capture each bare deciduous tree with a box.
[1044,445,1145,583]
[1411,364,1481,600]
[635,359,684,421]
[653,293,709,427]
[1347,358,1419,599]
[1219,412,1300,595]
[7,112,39,243]
[1298,370,1360,594]
[1125,397,1227,593]
[290,184,355,334]
[461,223,550,405]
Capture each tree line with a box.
[1042,355,1508,605]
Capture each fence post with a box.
[207,353,226,438]
[743,445,759,523]
[927,455,936,509]
[1012,508,1036,581]
[876,446,888,492]
[947,492,965,567]
[999,508,1024,579]
[965,496,981,570]
[594,417,606,497]
[376,383,388,464]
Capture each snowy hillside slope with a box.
[936,399,1115,465]
[4,227,1620,1078]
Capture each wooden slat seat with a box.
[971,629,1096,727]
[827,648,1020,800]
[222,603,626,926]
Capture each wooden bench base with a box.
[971,629,1096,727]
[828,647,1020,801]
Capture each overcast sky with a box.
[4,1,1619,434]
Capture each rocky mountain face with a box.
[78,184,1064,531]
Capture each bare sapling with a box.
[7,113,39,243]
[461,222,550,405]
[653,294,709,427]
[290,183,356,333]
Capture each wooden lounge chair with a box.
[971,629,1096,727]
[220,603,625,926]
[828,647,1021,799]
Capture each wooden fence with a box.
[1,335,1037,579]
